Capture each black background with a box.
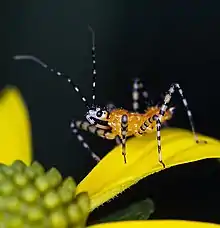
[3,0,220,225]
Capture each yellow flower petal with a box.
[88,220,220,228]
[76,128,220,211]
[0,86,32,165]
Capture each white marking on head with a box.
[86,107,109,125]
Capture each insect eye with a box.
[96,110,103,118]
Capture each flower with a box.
[1,86,220,227]
[88,220,220,228]
[0,86,32,165]
[76,128,220,211]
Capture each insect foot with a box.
[196,139,208,144]
[159,160,166,169]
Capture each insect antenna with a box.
[13,55,90,108]
[88,25,97,107]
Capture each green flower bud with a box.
[0,160,90,228]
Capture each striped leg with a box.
[154,83,207,168]
[115,136,122,146]
[158,83,207,143]
[70,120,116,162]
[137,113,166,168]
[156,93,169,127]
[121,115,128,164]
[70,120,101,162]
[155,116,166,168]
[106,102,122,146]
[132,78,153,112]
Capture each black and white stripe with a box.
[132,78,152,112]
[71,120,110,139]
[13,55,90,108]
[70,120,101,162]
[137,83,207,169]
[154,83,207,168]
[13,27,103,163]
[158,83,201,142]
[138,120,150,135]
[138,113,165,168]
[88,26,97,106]
[121,115,128,164]
[155,117,165,168]
[132,78,140,111]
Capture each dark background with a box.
[3,0,220,225]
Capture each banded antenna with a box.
[13,26,99,109]
[13,54,90,108]
[88,25,97,107]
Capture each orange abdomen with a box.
[107,107,172,138]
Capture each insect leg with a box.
[137,115,166,167]
[115,136,122,146]
[132,78,153,112]
[70,119,117,162]
[121,115,128,164]
[152,83,207,168]
[70,120,101,162]
[105,102,121,146]
[132,78,140,112]
[158,83,207,144]
[155,116,166,168]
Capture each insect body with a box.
[13,26,207,168]
[87,106,174,138]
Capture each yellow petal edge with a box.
[88,220,220,228]
[0,86,32,165]
[77,128,220,211]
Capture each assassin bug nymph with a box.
[13,26,207,168]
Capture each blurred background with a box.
[2,0,220,225]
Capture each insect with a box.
[13,26,207,168]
